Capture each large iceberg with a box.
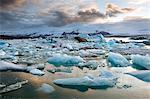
[48,54,84,67]
[107,52,130,67]
[126,70,150,82]
[131,54,150,70]
[53,70,117,91]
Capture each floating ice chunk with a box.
[99,34,106,43]
[0,61,26,71]
[62,43,73,50]
[79,50,91,57]
[29,68,45,76]
[126,70,150,82]
[131,54,150,70]
[0,80,28,94]
[78,60,99,70]
[37,83,55,93]
[107,52,130,67]
[26,64,45,71]
[47,66,72,73]
[53,70,117,91]
[100,70,115,78]
[48,54,84,67]
[0,50,6,56]
[0,41,8,48]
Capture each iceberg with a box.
[0,80,28,94]
[0,61,26,71]
[131,54,150,70]
[53,70,117,91]
[29,68,45,76]
[0,61,45,76]
[78,60,99,70]
[126,70,150,82]
[0,41,9,49]
[107,52,130,67]
[48,54,84,67]
[99,34,106,43]
[47,66,72,73]
[37,83,55,93]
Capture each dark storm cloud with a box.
[45,9,106,27]
[106,3,134,17]
[0,0,25,9]
[0,0,135,30]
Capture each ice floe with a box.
[126,70,150,82]
[53,70,117,91]
[48,54,84,67]
[107,52,130,67]
[78,60,99,70]
[131,54,150,70]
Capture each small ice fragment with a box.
[29,68,45,76]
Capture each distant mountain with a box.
[0,18,150,36]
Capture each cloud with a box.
[43,9,106,27]
[106,3,134,17]
[0,0,25,10]
[0,0,136,30]
[127,0,150,5]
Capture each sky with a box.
[0,0,150,34]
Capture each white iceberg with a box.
[131,54,150,70]
[29,68,45,76]
[0,61,26,71]
[53,70,117,91]
[126,70,150,82]
[107,52,130,67]
[37,83,55,93]
[48,54,84,67]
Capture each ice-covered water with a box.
[0,36,150,99]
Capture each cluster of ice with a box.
[131,54,150,70]
[53,70,117,91]
[126,70,150,82]
[37,83,55,93]
[107,52,130,67]
[48,54,84,67]
[107,39,143,50]
[0,61,45,76]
